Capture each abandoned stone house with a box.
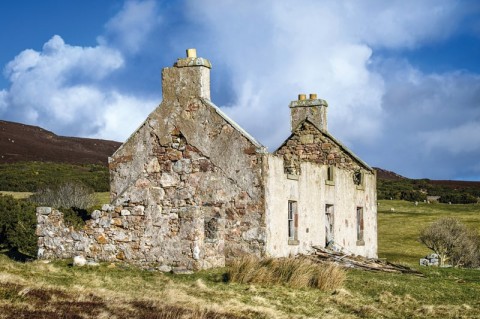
[36,49,377,270]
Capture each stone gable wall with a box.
[275,121,366,175]
[37,98,267,270]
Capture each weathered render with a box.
[37,49,377,270]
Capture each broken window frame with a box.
[353,170,364,189]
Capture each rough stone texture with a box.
[290,98,328,132]
[276,120,363,175]
[105,54,266,270]
[37,206,151,264]
[36,50,377,270]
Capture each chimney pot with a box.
[186,48,197,58]
[309,93,317,99]
[298,94,306,101]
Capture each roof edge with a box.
[200,98,267,153]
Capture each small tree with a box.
[419,218,480,267]
[0,195,38,257]
[30,181,96,209]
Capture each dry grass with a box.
[226,256,345,290]
[0,191,32,199]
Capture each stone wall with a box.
[276,120,365,175]
[36,203,210,270]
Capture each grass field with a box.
[0,199,479,318]
[378,200,480,265]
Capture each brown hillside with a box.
[373,167,406,180]
[0,120,121,166]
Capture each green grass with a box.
[377,200,480,265]
[94,192,110,206]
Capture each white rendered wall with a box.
[264,155,377,258]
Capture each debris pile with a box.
[308,246,424,276]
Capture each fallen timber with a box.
[308,246,424,276]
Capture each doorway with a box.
[325,204,334,246]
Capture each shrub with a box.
[419,218,480,268]
[61,207,90,229]
[0,195,37,257]
[226,256,345,290]
[439,194,478,204]
[29,181,96,210]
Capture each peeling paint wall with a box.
[264,156,377,258]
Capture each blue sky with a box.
[1,0,480,181]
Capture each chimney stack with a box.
[161,48,212,102]
[289,93,328,132]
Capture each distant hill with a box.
[0,120,121,166]
[373,167,406,181]
[1,119,479,198]
[374,167,480,203]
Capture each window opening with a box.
[325,204,334,246]
[356,207,364,244]
[288,201,298,242]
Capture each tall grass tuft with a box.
[226,256,345,290]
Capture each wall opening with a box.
[326,166,335,185]
[288,201,298,245]
[356,207,365,245]
[325,204,334,246]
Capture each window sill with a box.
[355,185,364,190]
[288,239,299,246]
[356,240,365,246]
[287,174,299,180]
[325,180,335,186]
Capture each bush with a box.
[226,256,345,290]
[439,194,478,204]
[61,207,90,229]
[419,218,480,268]
[29,182,96,210]
[0,195,37,257]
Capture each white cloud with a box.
[341,0,461,48]
[421,122,480,154]
[186,0,394,149]
[0,89,7,112]
[181,0,479,179]
[0,35,156,140]
[99,0,159,54]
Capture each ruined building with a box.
[37,49,377,270]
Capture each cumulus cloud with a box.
[0,0,164,141]
[0,34,156,140]
[368,59,480,179]
[99,0,159,54]
[182,0,479,179]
